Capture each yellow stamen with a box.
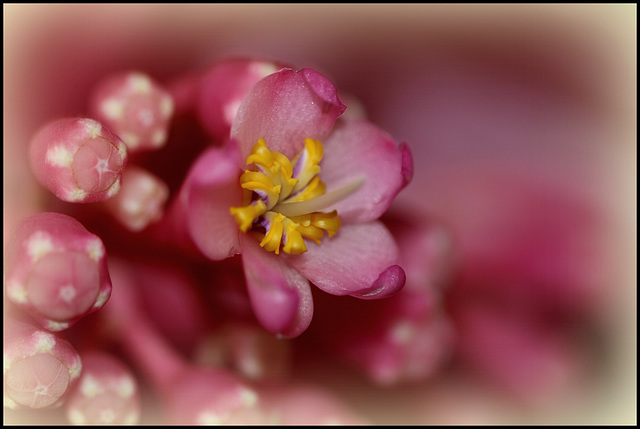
[230,139,357,255]
[260,212,285,254]
[230,200,266,232]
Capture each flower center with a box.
[230,139,354,255]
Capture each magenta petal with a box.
[351,264,406,300]
[230,68,346,162]
[240,235,313,338]
[181,145,243,260]
[321,119,412,223]
[287,221,404,298]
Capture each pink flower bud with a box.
[89,71,174,153]
[29,117,128,203]
[4,318,82,410]
[194,323,292,382]
[5,212,112,331]
[258,383,370,425]
[196,58,287,140]
[103,165,170,232]
[64,352,141,425]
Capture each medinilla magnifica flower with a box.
[166,67,413,337]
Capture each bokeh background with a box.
[4,4,636,425]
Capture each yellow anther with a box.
[230,200,267,232]
[281,219,307,254]
[310,210,341,237]
[291,138,324,194]
[239,171,281,208]
[295,220,325,243]
[290,210,341,242]
[260,212,285,254]
[246,139,273,167]
[231,139,348,255]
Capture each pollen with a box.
[230,139,344,255]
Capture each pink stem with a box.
[29,117,128,203]
[103,259,186,391]
[103,258,268,424]
[5,212,112,331]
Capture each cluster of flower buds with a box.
[4,54,613,425]
[4,58,457,424]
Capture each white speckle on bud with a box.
[240,387,258,407]
[59,285,77,303]
[34,331,56,352]
[67,409,86,425]
[98,409,117,424]
[121,132,139,149]
[45,145,74,167]
[80,374,102,398]
[239,356,263,380]
[69,359,83,380]
[4,395,18,409]
[67,187,88,202]
[116,377,135,398]
[47,320,70,331]
[93,290,110,309]
[196,411,223,425]
[123,198,142,215]
[160,96,174,118]
[391,321,414,345]
[151,129,167,146]
[123,411,140,425]
[86,239,105,262]
[101,98,125,120]
[129,73,152,94]
[26,231,55,262]
[4,354,12,374]
[79,118,103,139]
[7,279,28,303]
[106,178,122,198]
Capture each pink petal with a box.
[178,145,243,260]
[240,234,313,338]
[320,119,413,223]
[230,68,346,163]
[287,221,405,298]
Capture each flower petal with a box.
[287,221,405,298]
[230,68,346,163]
[241,234,313,338]
[181,145,243,260]
[320,119,413,223]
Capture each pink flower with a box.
[167,67,413,337]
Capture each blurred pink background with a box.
[4,4,636,424]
